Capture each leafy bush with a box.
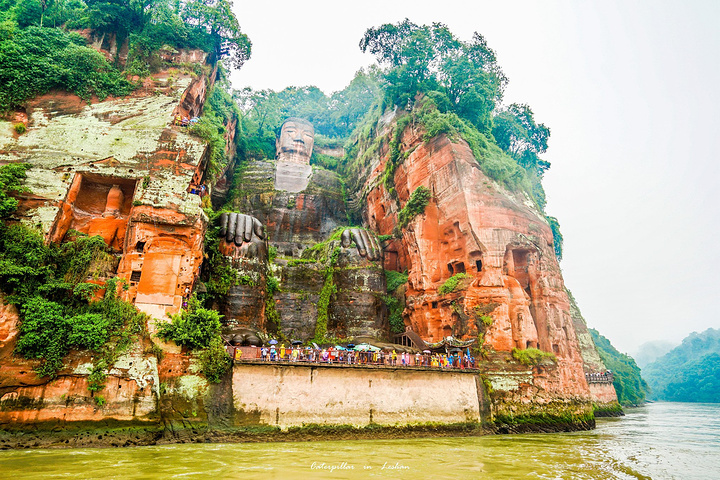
[311,152,339,170]
[478,314,493,327]
[199,336,231,383]
[439,273,470,295]
[512,347,557,366]
[383,294,405,334]
[0,26,134,111]
[546,215,563,260]
[13,276,146,379]
[14,297,68,376]
[155,296,222,350]
[266,275,280,295]
[13,122,25,134]
[189,84,240,175]
[385,270,408,293]
[0,163,30,219]
[66,313,110,350]
[396,186,431,231]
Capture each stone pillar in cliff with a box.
[217,212,269,333]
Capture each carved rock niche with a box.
[51,173,137,251]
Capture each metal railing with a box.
[586,371,614,384]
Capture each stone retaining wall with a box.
[232,363,485,428]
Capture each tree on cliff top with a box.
[492,103,551,176]
[360,19,506,134]
[0,0,250,109]
[180,0,251,69]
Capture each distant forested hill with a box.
[634,340,677,368]
[590,329,648,405]
[643,328,720,403]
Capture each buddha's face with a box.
[276,119,314,164]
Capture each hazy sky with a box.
[229,0,720,354]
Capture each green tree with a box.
[155,295,223,349]
[360,20,505,133]
[85,0,152,39]
[0,26,134,110]
[328,68,381,137]
[492,103,550,175]
[0,163,30,218]
[181,0,251,69]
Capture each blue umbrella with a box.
[269,339,278,345]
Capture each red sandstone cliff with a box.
[349,108,601,402]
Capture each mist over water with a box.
[1,403,718,479]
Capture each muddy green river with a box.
[1,403,718,479]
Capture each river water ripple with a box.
[1,402,718,479]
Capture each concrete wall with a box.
[232,364,483,428]
[589,383,618,404]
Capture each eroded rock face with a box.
[0,298,160,427]
[351,112,598,400]
[0,68,221,325]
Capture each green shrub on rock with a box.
[511,347,557,366]
[439,273,470,295]
[156,296,222,350]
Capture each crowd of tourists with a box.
[231,344,476,370]
[173,115,200,127]
[585,371,614,384]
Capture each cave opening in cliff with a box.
[476,259,482,272]
[447,263,454,274]
[72,174,137,217]
[51,173,138,251]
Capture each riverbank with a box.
[0,416,600,450]
[0,358,601,450]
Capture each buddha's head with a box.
[276,117,314,164]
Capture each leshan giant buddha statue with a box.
[274,117,314,192]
